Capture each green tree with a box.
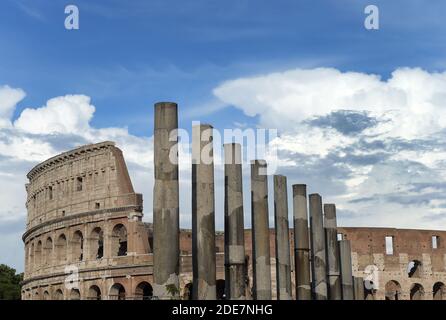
[0,264,23,300]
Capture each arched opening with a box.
[70,289,81,300]
[109,283,126,300]
[56,234,67,263]
[433,282,446,300]
[112,224,127,257]
[135,282,153,300]
[410,283,424,300]
[385,280,401,300]
[216,279,226,300]
[54,289,64,300]
[35,241,42,266]
[88,285,101,300]
[72,231,84,262]
[43,291,50,300]
[44,237,53,266]
[183,283,193,300]
[90,227,104,260]
[407,260,422,278]
[34,291,39,300]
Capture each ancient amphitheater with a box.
[21,103,446,301]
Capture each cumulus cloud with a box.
[0,85,26,128]
[214,67,446,229]
[0,88,155,226]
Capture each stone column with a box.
[309,193,328,300]
[273,175,292,300]
[251,160,272,300]
[324,204,342,300]
[353,277,365,300]
[224,143,246,300]
[153,102,180,299]
[339,239,354,300]
[192,124,216,300]
[292,185,311,300]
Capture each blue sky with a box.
[3,0,446,135]
[2,0,446,272]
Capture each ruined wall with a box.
[339,227,446,300]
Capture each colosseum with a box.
[20,140,446,300]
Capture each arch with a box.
[34,291,39,300]
[56,234,67,262]
[216,279,226,300]
[135,281,153,300]
[88,285,102,300]
[433,282,446,300]
[89,227,104,260]
[407,260,422,278]
[54,289,64,300]
[72,230,84,262]
[385,280,401,300]
[35,240,42,266]
[44,237,53,266]
[183,283,193,300]
[109,283,126,300]
[112,224,127,257]
[70,288,81,300]
[410,283,424,300]
[43,291,50,300]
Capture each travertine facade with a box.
[22,141,446,300]
[21,142,151,300]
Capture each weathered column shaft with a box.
[192,124,216,300]
[153,102,180,299]
[324,204,342,300]
[339,239,354,300]
[273,175,292,300]
[292,184,311,300]
[224,143,246,300]
[309,193,328,300]
[353,277,365,300]
[251,160,272,300]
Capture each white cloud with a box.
[214,67,446,139]
[214,67,446,230]
[0,85,26,128]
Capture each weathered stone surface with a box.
[153,102,180,299]
[273,175,292,300]
[353,276,365,300]
[339,239,354,300]
[309,193,328,300]
[192,124,216,300]
[292,184,311,300]
[224,143,246,300]
[324,204,342,300]
[251,160,272,300]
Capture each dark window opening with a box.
[118,241,128,256]
[48,186,53,200]
[76,177,83,191]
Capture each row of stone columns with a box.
[152,102,358,300]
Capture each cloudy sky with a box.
[2,0,446,272]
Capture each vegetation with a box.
[0,264,23,300]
